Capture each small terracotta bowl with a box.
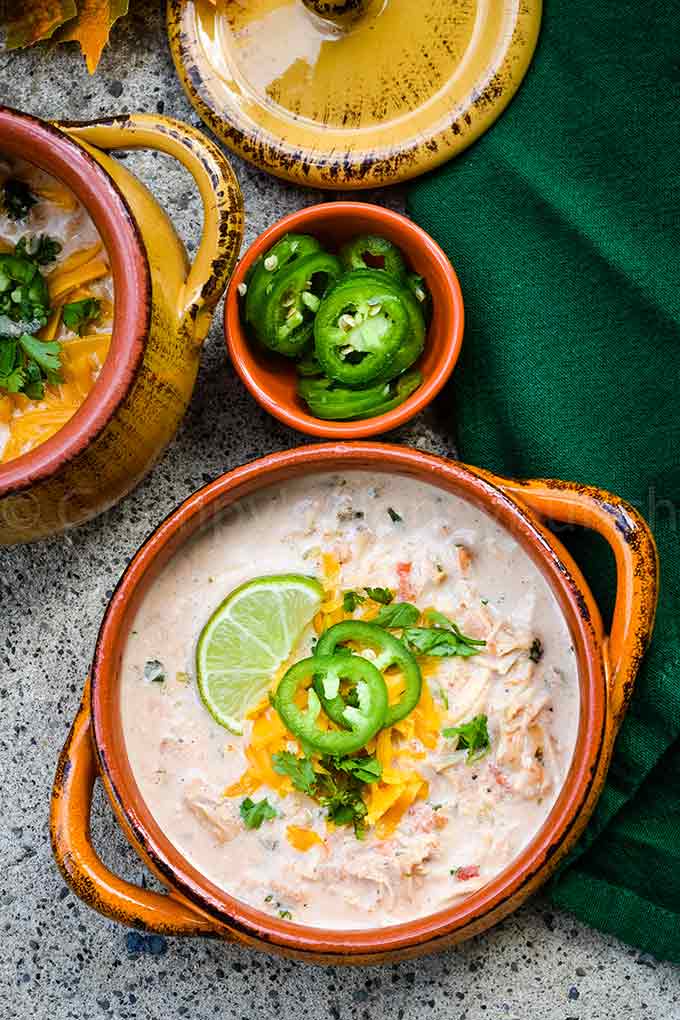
[224,203,464,438]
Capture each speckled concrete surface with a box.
[0,7,678,1019]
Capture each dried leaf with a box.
[54,0,129,73]
[3,0,78,48]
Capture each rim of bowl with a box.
[91,442,606,958]
[0,106,150,496]
[224,203,464,438]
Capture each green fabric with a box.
[408,0,680,962]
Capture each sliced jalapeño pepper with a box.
[243,233,321,333]
[274,653,388,755]
[298,368,423,421]
[296,348,324,377]
[255,252,343,357]
[343,270,426,383]
[405,272,433,325]
[314,621,422,728]
[313,271,419,386]
[339,235,406,280]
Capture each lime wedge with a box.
[196,574,324,733]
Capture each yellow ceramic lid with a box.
[167,0,541,189]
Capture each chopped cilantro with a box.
[278,909,293,920]
[343,586,394,613]
[144,659,165,684]
[343,590,366,613]
[329,754,382,785]
[271,750,375,838]
[0,236,62,397]
[63,297,101,336]
[529,638,544,663]
[374,601,420,628]
[240,797,277,830]
[403,627,483,658]
[2,179,37,221]
[403,609,486,658]
[271,751,317,795]
[18,333,61,379]
[387,507,402,523]
[442,715,490,764]
[364,586,394,605]
[15,234,62,266]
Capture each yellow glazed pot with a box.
[0,107,243,544]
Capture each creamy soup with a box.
[0,156,114,463]
[121,473,579,930]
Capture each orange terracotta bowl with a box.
[51,443,658,964]
[224,203,464,438]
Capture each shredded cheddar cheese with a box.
[0,171,114,465]
[286,826,324,852]
[48,258,109,301]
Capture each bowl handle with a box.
[55,113,244,344]
[481,474,659,726]
[51,679,216,936]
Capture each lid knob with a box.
[302,0,372,24]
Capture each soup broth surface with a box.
[0,156,114,463]
[121,472,579,930]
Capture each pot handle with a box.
[485,475,658,726]
[51,679,216,936]
[56,113,244,343]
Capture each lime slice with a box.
[196,574,324,733]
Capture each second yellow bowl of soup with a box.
[0,106,243,544]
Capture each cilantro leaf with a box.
[0,359,25,393]
[343,590,366,613]
[529,638,544,663]
[22,358,45,399]
[2,179,37,221]
[403,628,481,657]
[403,610,486,658]
[387,507,402,522]
[271,751,374,838]
[424,608,486,644]
[15,234,62,266]
[317,774,368,837]
[328,754,382,785]
[271,751,317,795]
[240,797,277,830]
[0,338,17,376]
[18,333,62,382]
[374,602,420,628]
[442,714,490,763]
[63,297,101,336]
[343,587,394,613]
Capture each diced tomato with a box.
[457,546,473,572]
[396,562,415,601]
[489,763,511,789]
[455,865,480,881]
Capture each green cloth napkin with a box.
[408,0,680,962]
